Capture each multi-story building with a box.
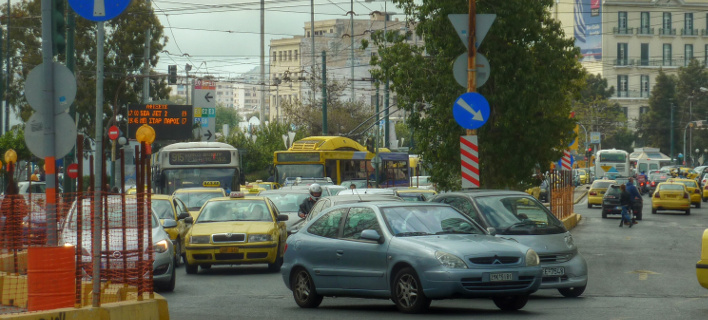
[557,0,708,130]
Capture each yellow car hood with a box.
[191,222,274,236]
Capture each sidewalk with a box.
[574,185,588,204]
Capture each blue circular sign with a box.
[452,92,490,130]
[68,0,132,22]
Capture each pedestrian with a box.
[619,184,633,228]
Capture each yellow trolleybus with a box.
[273,136,410,187]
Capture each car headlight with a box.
[154,239,170,253]
[525,249,540,266]
[190,235,210,244]
[248,234,272,242]
[435,251,468,269]
[564,234,575,249]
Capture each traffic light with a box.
[585,147,593,158]
[51,0,66,56]
[168,65,177,84]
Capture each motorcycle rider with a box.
[298,184,322,218]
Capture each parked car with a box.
[697,228,708,289]
[601,184,643,220]
[281,202,543,313]
[430,190,588,297]
[59,197,176,292]
[651,182,691,215]
[151,194,192,266]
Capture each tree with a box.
[636,69,677,155]
[1,1,170,138]
[368,0,584,190]
[675,59,708,161]
[215,105,242,137]
[573,73,627,150]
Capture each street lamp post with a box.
[684,121,697,165]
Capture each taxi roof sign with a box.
[203,181,221,187]
[229,192,245,198]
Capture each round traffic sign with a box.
[452,92,490,130]
[25,62,77,113]
[68,0,132,22]
[67,163,79,179]
[23,112,77,159]
[108,125,120,140]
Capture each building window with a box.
[273,51,277,61]
[622,107,628,119]
[617,43,628,65]
[330,29,333,33]
[640,12,651,34]
[288,50,292,61]
[663,44,672,66]
[686,44,694,65]
[640,43,649,66]
[618,11,628,33]
[307,31,311,37]
[685,13,694,35]
[705,44,708,66]
[661,12,673,35]
[640,106,649,115]
[617,75,629,97]
[279,51,283,61]
[294,50,298,60]
[640,75,650,98]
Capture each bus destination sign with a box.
[128,104,193,140]
[276,152,321,163]
[169,151,232,165]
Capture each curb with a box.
[574,191,588,204]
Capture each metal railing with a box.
[613,27,634,35]
[637,27,654,35]
[681,28,699,36]
[659,28,677,36]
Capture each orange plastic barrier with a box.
[27,246,75,311]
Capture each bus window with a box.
[638,163,648,173]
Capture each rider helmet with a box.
[309,183,322,200]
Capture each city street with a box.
[162,195,708,319]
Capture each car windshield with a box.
[196,200,272,223]
[397,193,428,202]
[677,180,697,188]
[381,205,483,236]
[473,196,566,235]
[174,191,224,210]
[260,193,309,212]
[151,199,174,220]
[591,181,614,189]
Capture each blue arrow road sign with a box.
[453,92,490,130]
[68,0,131,21]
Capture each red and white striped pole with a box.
[461,136,480,188]
[561,150,572,171]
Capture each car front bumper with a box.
[538,253,588,290]
[186,242,278,265]
[153,249,175,286]
[420,267,542,299]
[652,199,691,210]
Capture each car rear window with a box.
[591,181,613,189]
[659,184,684,191]
[605,186,621,195]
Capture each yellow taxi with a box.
[393,187,438,201]
[151,194,192,266]
[576,169,589,184]
[587,179,616,209]
[173,187,227,218]
[697,228,708,289]
[252,180,280,190]
[183,192,288,274]
[667,178,702,208]
[651,182,691,215]
[241,184,266,195]
[670,167,699,179]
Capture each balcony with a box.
[614,58,633,67]
[613,27,634,35]
[681,28,699,36]
[659,28,677,36]
[636,58,684,67]
[702,29,708,36]
[612,90,650,99]
[637,27,654,36]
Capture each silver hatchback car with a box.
[431,190,588,297]
[282,202,542,313]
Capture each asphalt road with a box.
[162,195,708,319]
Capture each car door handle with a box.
[336,250,344,255]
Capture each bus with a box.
[273,136,410,187]
[595,149,630,179]
[151,142,242,195]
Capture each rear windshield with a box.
[676,180,697,188]
[591,181,613,189]
[659,184,684,191]
[605,185,621,195]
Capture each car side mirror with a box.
[277,214,289,221]
[184,216,194,224]
[360,229,383,243]
[487,227,497,236]
[162,219,178,228]
[177,212,190,220]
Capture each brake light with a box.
[684,193,689,199]
[654,192,660,198]
[695,189,700,194]
[589,191,597,196]
[283,243,288,254]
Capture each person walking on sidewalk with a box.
[619,184,633,228]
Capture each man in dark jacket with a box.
[619,184,633,228]
[298,184,322,218]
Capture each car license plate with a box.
[220,247,239,253]
[543,267,565,276]
[490,273,513,281]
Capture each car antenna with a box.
[356,188,363,201]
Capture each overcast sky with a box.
[151,0,397,80]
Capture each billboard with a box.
[128,104,193,141]
[574,0,602,62]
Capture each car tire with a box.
[601,210,607,219]
[652,208,657,214]
[492,295,529,311]
[291,268,323,308]
[268,246,283,272]
[686,209,691,215]
[587,203,592,209]
[173,240,182,267]
[698,202,702,209]
[558,286,586,298]
[157,263,176,292]
[392,267,430,314]
[185,261,198,274]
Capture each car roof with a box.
[151,194,173,200]
[258,189,310,195]
[173,187,225,193]
[329,200,448,210]
[435,189,530,197]
[327,194,403,202]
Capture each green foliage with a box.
[221,122,306,179]
[573,72,628,149]
[1,1,170,138]
[370,0,584,190]
[636,69,677,155]
[215,105,242,135]
[0,128,31,162]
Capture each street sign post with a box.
[452,92,490,130]
[67,0,132,21]
[193,78,217,142]
[24,112,77,159]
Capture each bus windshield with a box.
[599,153,626,162]
[163,168,236,195]
[275,164,324,184]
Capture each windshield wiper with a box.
[502,220,537,233]
[395,231,433,237]
[435,230,478,235]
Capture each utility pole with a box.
[260,0,265,123]
[383,3,389,148]
[310,0,315,102]
[350,0,355,102]
[375,82,380,183]
[322,51,327,135]
[670,102,674,162]
[64,5,76,194]
[5,0,10,133]
[142,0,151,103]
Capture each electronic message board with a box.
[128,104,193,140]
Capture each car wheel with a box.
[492,295,529,311]
[157,262,176,292]
[635,211,642,221]
[651,208,657,214]
[392,267,431,314]
[698,202,702,209]
[686,209,691,215]
[587,203,592,209]
[185,261,198,274]
[601,210,607,219]
[173,240,182,267]
[291,268,323,308]
[558,286,586,298]
[703,197,707,203]
[268,246,283,272]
